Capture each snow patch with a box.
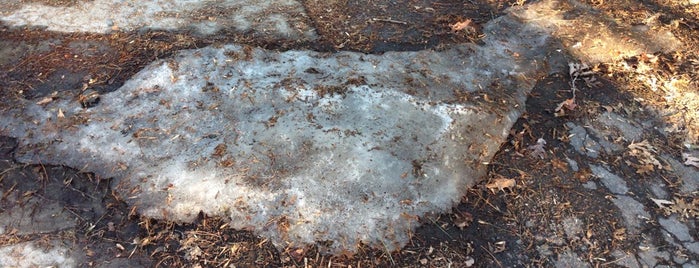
[0,240,78,268]
[0,10,554,253]
[0,0,316,40]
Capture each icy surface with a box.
[0,0,316,40]
[0,240,79,268]
[0,11,552,253]
[611,195,650,233]
[590,165,629,195]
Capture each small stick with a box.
[370,18,408,25]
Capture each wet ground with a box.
[1,0,698,267]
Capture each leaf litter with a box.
[652,197,699,220]
[555,62,599,117]
[626,140,664,174]
[682,153,699,168]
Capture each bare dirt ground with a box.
[1,0,698,267]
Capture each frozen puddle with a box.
[1,8,554,253]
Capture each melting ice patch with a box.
[0,11,553,253]
[0,0,316,40]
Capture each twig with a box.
[428,217,453,240]
[481,245,503,268]
[381,239,396,266]
[370,18,408,25]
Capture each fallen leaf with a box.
[450,19,472,31]
[35,91,59,105]
[464,256,475,267]
[551,159,568,172]
[574,168,592,182]
[184,245,203,261]
[650,198,673,208]
[562,98,577,110]
[613,228,626,241]
[554,98,576,117]
[289,247,305,262]
[493,241,506,253]
[627,140,662,173]
[528,138,547,159]
[486,178,515,193]
[635,163,655,175]
[667,198,699,219]
[453,210,473,229]
[569,62,594,78]
[36,97,54,105]
[682,153,699,168]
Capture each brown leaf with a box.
[574,168,592,182]
[551,159,568,172]
[492,241,506,253]
[613,228,626,241]
[635,163,655,174]
[289,247,306,262]
[454,210,473,229]
[450,19,472,31]
[528,138,547,159]
[486,178,515,193]
[682,153,699,168]
[36,97,54,105]
[554,98,577,117]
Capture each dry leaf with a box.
[667,198,699,219]
[464,257,475,267]
[493,241,506,253]
[184,245,203,261]
[554,98,577,117]
[551,159,568,172]
[450,19,472,31]
[635,163,655,175]
[583,76,601,88]
[561,98,577,110]
[454,210,473,229]
[650,198,674,208]
[486,178,515,193]
[569,62,594,78]
[627,140,662,173]
[36,91,59,105]
[652,197,698,218]
[289,247,306,262]
[682,153,699,168]
[613,228,626,241]
[36,97,54,105]
[528,138,547,159]
[574,168,592,182]
[57,108,65,118]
